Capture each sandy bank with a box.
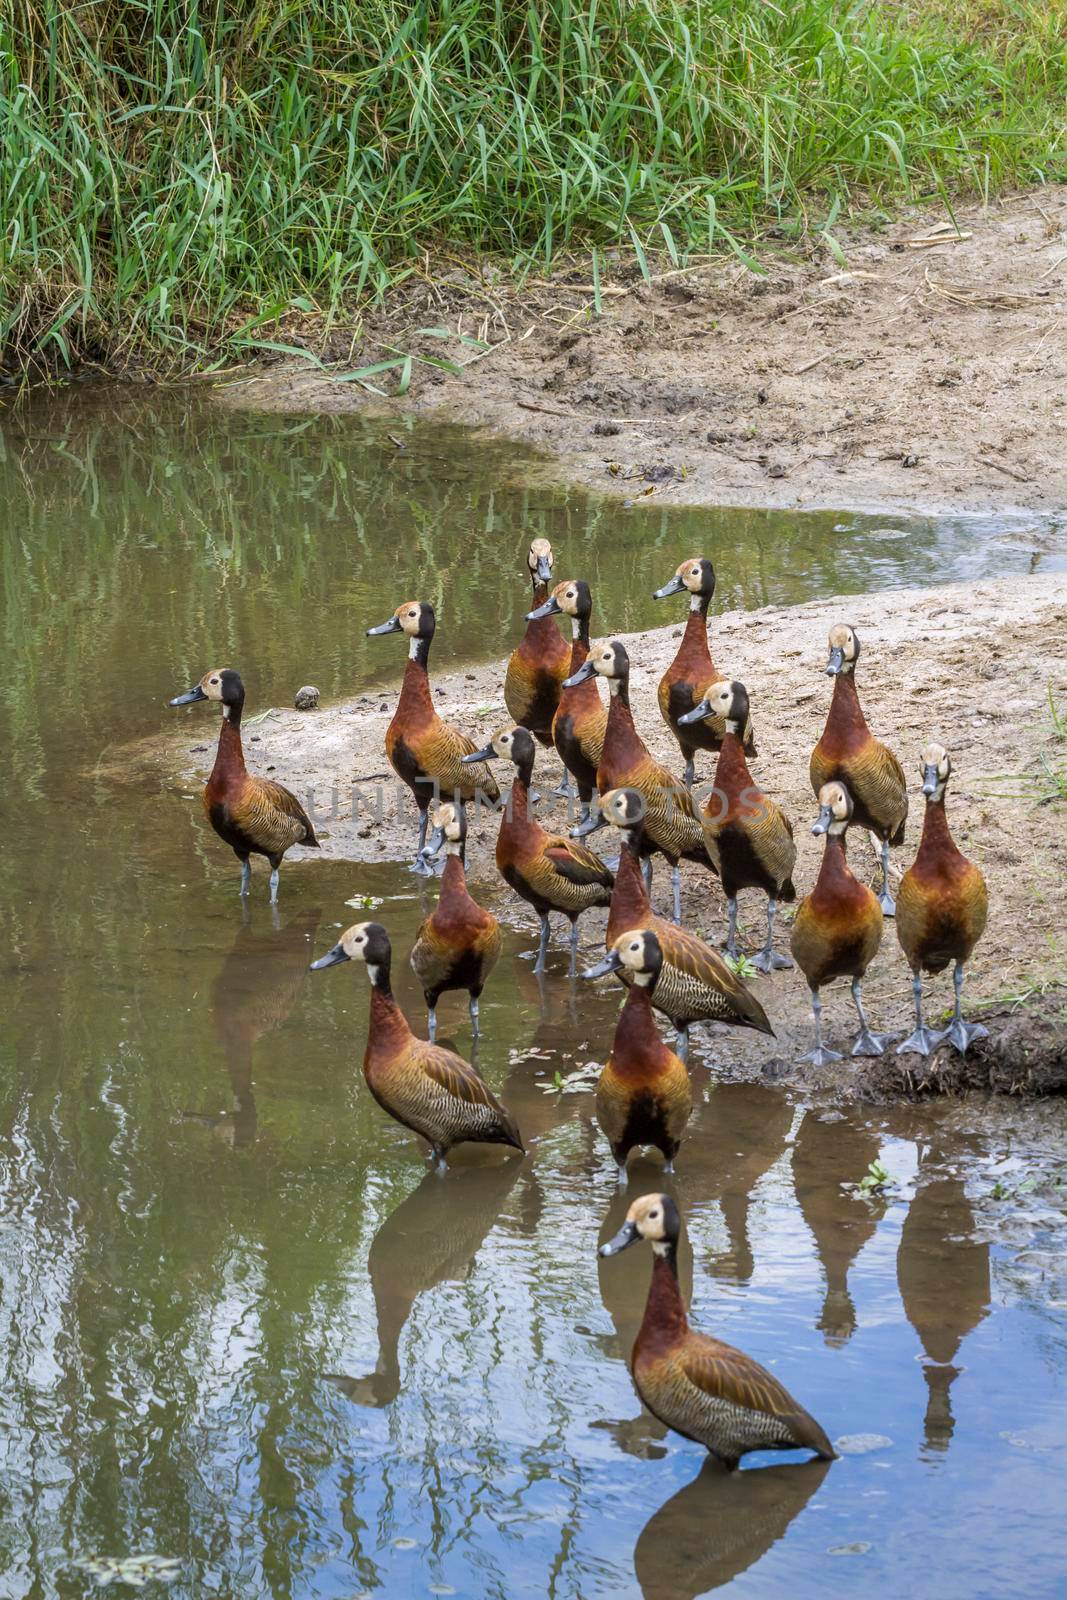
[213,189,1067,520]
[158,572,1067,1094]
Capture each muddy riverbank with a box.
[157,572,1067,1095]
[213,188,1067,520]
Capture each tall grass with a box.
[1,0,1064,367]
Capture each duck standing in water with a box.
[310,922,523,1169]
[599,1194,836,1468]
[367,600,499,873]
[566,640,712,921]
[463,727,613,975]
[599,787,773,1061]
[654,557,755,786]
[679,679,796,972]
[411,800,502,1040]
[169,668,319,902]
[810,625,907,915]
[790,782,890,1064]
[526,578,607,824]
[896,743,989,1056]
[504,538,571,748]
[585,931,692,1174]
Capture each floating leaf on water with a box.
[828,1541,872,1556]
[393,1536,418,1550]
[834,1433,893,1454]
[72,1553,182,1588]
[345,894,384,910]
[429,1587,457,1596]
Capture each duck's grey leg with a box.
[554,771,576,799]
[753,898,792,973]
[239,860,252,897]
[674,1024,689,1063]
[876,837,896,917]
[642,857,653,895]
[940,963,989,1053]
[411,810,432,875]
[850,977,893,1056]
[468,993,480,1037]
[268,867,280,904]
[427,1005,438,1042]
[897,974,941,1056]
[682,754,696,791]
[800,990,842,1066]
[671,866,682,925]
[723,897,739,960]
[568,918,580,978]
[534,913,551,975]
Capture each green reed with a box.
[1,0,1064,366]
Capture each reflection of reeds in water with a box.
[792,1110,882,1347]
[206,904,323,1149]
[897,1168,990,1456]
[634,1458,831,1600]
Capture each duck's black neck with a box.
[409,634,432,672]
[368,956,394,996]
[223,695,245,730]
[608,674,631,709]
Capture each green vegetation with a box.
[2,0,1065,367]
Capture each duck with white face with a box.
[790,782,892,1065]
[583,930,692,1175]
[504,539,571,750]
[598,1193,836,1468]
[310,920,523,1167]
[462,725,614,976]
[526,577,607,821]
[169,667,319,901]
[565,638,712,923]
[411,799,502,1041]
[811,623,908,917]
[653,556,756,783]
[366,599,499,873]
[679,677,796,973]
[895,743,989,1057]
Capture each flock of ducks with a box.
[168,539,990,1470]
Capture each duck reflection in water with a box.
[897,1142,990,1455]
[792,1109,882,1345]
[634,1457,830,1600]
[325,1157,536,1408]
[194,904,323,1150]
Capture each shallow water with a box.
[1,386,1066,1599]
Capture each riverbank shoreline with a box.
[211,188,1067,520]
[151,572,1067,1095]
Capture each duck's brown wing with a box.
[245,778,319,848]
[682,1335,835,1458]
[544,840,615,891]
[655,924,774,1035]
[419,1043,524,1150]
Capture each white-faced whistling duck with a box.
[584,930,692,1175]
[411,799,502,1041]
[367,600,499,874]
[653,556,756,786]
[565,640,712,922]
[169,668,319,902]
[790,782,890,1064]
[679,679,796,973]
[598,787,772,1061]
[896,743,989,1057]
[810,624,907,916]
[526,577,607,825]
[599,1194,836,1468]
[310,921,523,1169]
[462,727,613,975]
[504,538,571,749]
